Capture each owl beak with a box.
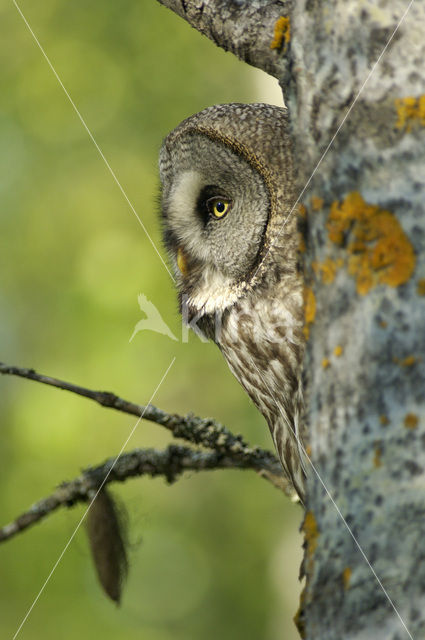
[176,246,189,276]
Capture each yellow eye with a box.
[207,197,231,219]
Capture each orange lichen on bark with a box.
[298,512,320,629]
[379,320,388,328]
[322,358,330,369]
[404,413,419,429]
[373,447,382,468]
[303,286,316,339]
[312,257,344,284]
[342,567,352,590]
[401,355,417,367]
[395,95,425,131]
[380,415,390,426]
[327,192,416,295]
[270,16,290,51]
[303,510,319,558]
[298,233,306,254]
[294,588,307,639]
[298,203,307,218]
[311,195,324,211]
[333,345,343,357]
[417,279,425,295]
[304,287,316,323]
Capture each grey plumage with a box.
[159,103,307,499]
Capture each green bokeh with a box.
[0,2,302,638]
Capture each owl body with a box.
[159,104,307,499]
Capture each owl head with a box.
[159,103,295,321]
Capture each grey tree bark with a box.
[156,1,425,638]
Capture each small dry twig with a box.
[0,362,278,465]
[0,362,294,544]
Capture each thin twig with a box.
[0,362,297,543]
[0,361,280,468]
[0,444,288,543]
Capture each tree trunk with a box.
[290,2,425,638]
[156,1,425,637]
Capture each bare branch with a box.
[0,361,279,467]
[0,444,289,543]
[156,0,291,80]
[0,361,298,544]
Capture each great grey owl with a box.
[159,103,307,500]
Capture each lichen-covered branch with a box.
[0,443,286,544]
[0,362,294,545]
[156,0,291,80]
[0,361,280,467]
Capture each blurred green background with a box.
[0,1,302,638]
